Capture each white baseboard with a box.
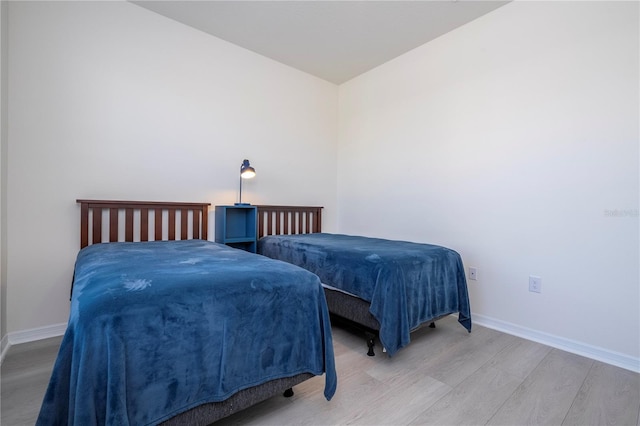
[0,333,9,364]
[9,322,67,344]
[472,313,640,373]
[2,316,638,374]
[0,322,67,365]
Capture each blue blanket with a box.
[258,233,471,356]
[37,240,336,426]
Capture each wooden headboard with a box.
[256,205,323,239]
[77,200,211,249]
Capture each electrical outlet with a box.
[469,267,477,281]
[529,275,542,293]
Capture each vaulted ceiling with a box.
[132,1,510,84]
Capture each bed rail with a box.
[256,205,323,239]
[77,200,211,248]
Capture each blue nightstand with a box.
[215,205,257,253]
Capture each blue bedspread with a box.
[37,240,336,426]
[258,233,471,356]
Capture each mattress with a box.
[37,240,336,425]
[258,233,472,356]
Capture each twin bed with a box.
[37,200,471,425]
[37,201,336,426]
[256,205,471,357]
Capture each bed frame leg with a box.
[429,322,436,328]
[283,388,294,397]
[366,335,375,356]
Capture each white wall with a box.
[338,1,639,365]
[5,1,337,334]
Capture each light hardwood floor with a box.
[2,316,639,425]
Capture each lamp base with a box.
[234,202,251,206]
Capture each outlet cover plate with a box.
[469,267,477,281]
[529,275,542,293]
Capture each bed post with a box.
[79,201,89,249]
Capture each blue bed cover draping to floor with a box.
[36,240,336,426]
[258,233,471,356]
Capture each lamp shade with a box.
[240,159,256,179]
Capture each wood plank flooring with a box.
[1,336,64,425]
[2,316,639,425]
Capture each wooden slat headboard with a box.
[77,200,211,249]
[256,205,323,239]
